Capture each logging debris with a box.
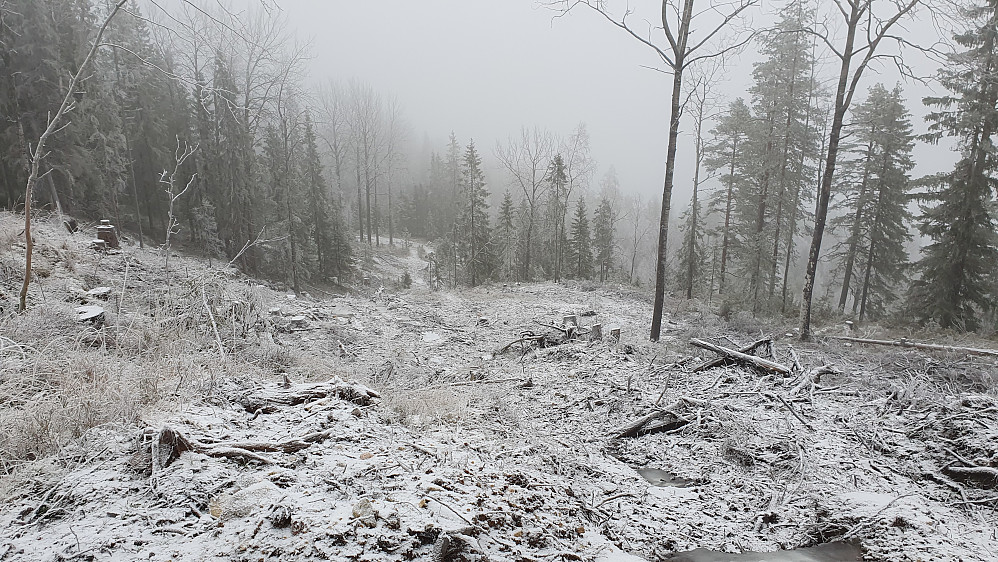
[689,338,791,375]
[829,335,998,358]
[237,377,380,414]
[496,313,619,354]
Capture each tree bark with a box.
[719,135,738,295]
[800,6,859,340]
[799,0,921,339]
[650,49,686,342]
[838,131,876,312]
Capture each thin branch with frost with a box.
[228,226,287,268]
[17,0,129,313]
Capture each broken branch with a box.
[692,338,772,373]
[689,339,791,375]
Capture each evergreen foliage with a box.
[592,196,615,282]
[910,1,998,331]
[829,84,914,321]
[567,198,593,279]
[457,140,492,286]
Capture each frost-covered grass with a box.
[0,213,341,479]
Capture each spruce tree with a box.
[705,98,752,296]
[592,196,616,282]
[567,198,593,279]
[545,154,569,281]
[831,84,914,320]
[457,140,492,286]
[909,1,998,331]
[676,191,706,298]
[718,3,820,312]
[302,113,351,279]
[496,190,519,282]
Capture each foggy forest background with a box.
[2,0,998,334]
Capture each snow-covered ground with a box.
[1,230,996,561]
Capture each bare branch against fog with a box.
[496,127,555,279]
[18,0,129,312]
[544,0,758,341]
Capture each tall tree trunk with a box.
[650,51,686,341]
[858,156,890,322]
[800,4,861,340]
[355,146,363,243]
[470,183,477,286]
[523,205,534,280]
[838,132,876,312]
[111,47,144,248]
[752,100,778,312]
[769,42,801,299]
[388,180,394,246]
[46,171,63,218]
[718,136,738,295]
[364,145,372,245]
[685,183,698,300]
[288,183,300,294]
[782,36,821,314]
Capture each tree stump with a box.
[589,323,603,342]
[96,220,120,249]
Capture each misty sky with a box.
[275,1,949,206]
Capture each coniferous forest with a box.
[2,0,998,334]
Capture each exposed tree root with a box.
[237,377,380,413]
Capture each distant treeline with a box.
[2,0,997,332]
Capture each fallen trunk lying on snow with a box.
[237,376,380,413]
[828,335,998,358]
[613,397,709,439]
[689,338,791,375]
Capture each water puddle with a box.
[635,468,693,488]
[665,540,862,561]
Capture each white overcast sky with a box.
[224,1,953,204]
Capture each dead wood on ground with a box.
[689,339,791,375]
[145,425,343,476]
[237,377,380,413]
[942,464,998,489]
[692,338,772,373]
[613,397,709,439]
[829,336,998,358]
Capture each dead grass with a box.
[382,387,471,427]
[0,212,343,480]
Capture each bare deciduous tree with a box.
[547,0,757,341]
[797,0,923,339]
[496,126,554,280]
[18,0,128,312]
[161,138,198,279]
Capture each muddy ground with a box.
[1,229,996,561]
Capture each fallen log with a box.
[496,335,548,354]
[828,336,998,358]
[237,377,380,413]
[146,426,343,477]
[943,465,998,489]
[789,365,841,397]
[613,397,708,439]
[689,339,791,375]
[692,338,772,373]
